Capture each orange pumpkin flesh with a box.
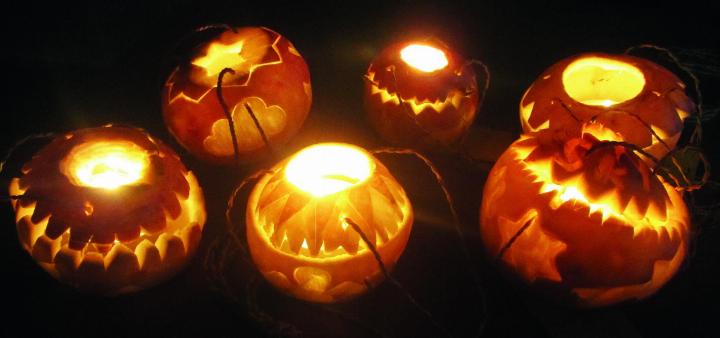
[9,126,206,295]
[480,129,690,307]
[520,53,695,160]
[364,40,479,148]
[246,143,413,303]
[163,26,312,164]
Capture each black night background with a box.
[2,1,719,337]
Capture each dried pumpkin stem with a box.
[217,68,242,167]
[243,102,273,156]
[205,168,301,336]
[495,218,533,263]
[344,217,453,338]
[625,44,703,115]
[557,99,582,122]
[456,59,491,149]
[372,147,488,337]
[587,141,659,164]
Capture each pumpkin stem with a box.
[243,101,273,156]
[459,59,491,148]
[495,218,534,263]
[216,68,242,167]
[591,110,672,151]
[586,140,660,164]
[344,217,453,338]
[205,168,301,336]
[625,44,703,116]
[557,98,582,122]
[372,147,488,336]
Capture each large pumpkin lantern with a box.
[364,40,479,148]
[519,53,695,160]
[8,126,206,295]
[480,128,690,307]
[246,143,413,302]
[163,26,312,164]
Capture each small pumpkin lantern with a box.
[246,143,413,302]
[8,126,206,295]
[480,127,690,307]
[519,53,695,160]
[364,40,479,148]
[163,26,312,164]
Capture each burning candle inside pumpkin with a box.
[480,126,690,307]
[519,53,695,160]
[8,126,206,295]
[246,143,413,303]
[364,40,479,148]
[163,26,312,164]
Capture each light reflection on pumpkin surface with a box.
[246,143,413,303]
[480,127,690,307]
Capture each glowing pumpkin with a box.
[246,143,413,302]
[163,26,312,164]
[8,126,206,295]
[480,128,690,307]
[364,40,479,148]
[520,53,695,160]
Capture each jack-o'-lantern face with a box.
[480,128,690,307]
[520,53,695,160]
[9,126,206,295]
[163,26,312,164]
[246,143,413,303]
[364,40,479,148]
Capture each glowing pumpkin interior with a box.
[61,141,150,189]
[400,44,449,73]
[481,129,690,307]
[162,26,312,163]
[246,143,413,302]
[9,127,206,295]
[562,57,646,107]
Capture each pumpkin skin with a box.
[520,53,695,160]
[246,143,413,303]
[480,131,690,307]
[364,40,479,148]
[163,26,312,164]
[9,126,206,295]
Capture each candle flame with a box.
[400,44,448,72]
[62,141,149,189]
[285,144,373,197]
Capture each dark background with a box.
[2,1,719,337]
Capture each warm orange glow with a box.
[562,57,645,107]
[285,144,373,197]
[366,71,464,115]
[191,28,270,85]
[246,143,414,302]
[481,136,690,307]
[9,127,207,295]
[400,44,448,72]
[61,141,149,189]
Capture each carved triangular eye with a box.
[246,143,413,303]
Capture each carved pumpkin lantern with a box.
[519,53,695,160]
[163,26,312,164]
[246,143,413,302]
[480,127,690,307]
[364,40,479,148]
[8,126,206,295]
